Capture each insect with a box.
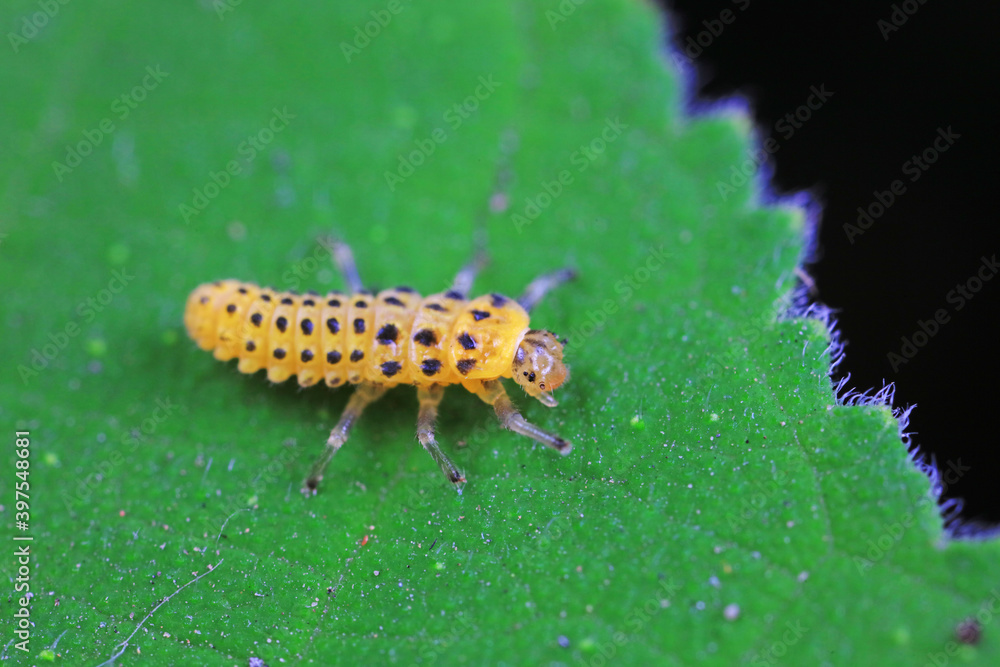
[183,238,576,494]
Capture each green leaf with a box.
[3,1,998,665]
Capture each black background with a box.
[658,0,999,530]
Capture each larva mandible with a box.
[183,240,575,494]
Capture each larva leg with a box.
[467,379,572,455]
[449,250,489,298]
[303,382,388,494]
[517,268,577,313]
[324,237,365,293]
[416,384,465,484]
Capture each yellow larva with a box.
[183,241,575,493]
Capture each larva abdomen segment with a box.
[185,281,352,388]
[292,295,322,387]
[406,291,461,384]
[184,281,531,388]
[319,294,348,387]
[264,293,301,384]
[343,293,374,385]
[368,287,422,384]
[184,280,255,360]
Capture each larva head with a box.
[512,329,569,407]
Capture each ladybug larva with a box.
[183,239,575,494]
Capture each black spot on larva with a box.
[251,313,263,327]
[425,303,447,312]
[276,316,288,332]
[395,286,415,293]
[326,350,342,364]
[226,304,236,313]
[355,300,367,308]
[301,319,314,335]
[456,358,476,375]
[328,377,342,386]
[326,317,340,334]
[261,294,272,302]
[303,299,315,307]
[199,296,209,304]
[445,290,465,300]
[307,290,319,296]
[301,349,314,362]
[524,338,546,349]
[380,361,402,377]
[281,297,294,305]
[457,332,476,350]
[490,293,507,307]
[327,298,341,308]
[350,350,364,362]
[238,287,248,294]
[246,341,256,352]
[353,318,366,334]
[528,372,536,383]
[273,348,286,360]
[420,359,442,376]
[376,324,398,344]
[471,309,490,321]
[413,329,437,346]
[383,296,405,307]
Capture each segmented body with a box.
[184,280,531,388]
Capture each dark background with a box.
[659,0,999,530]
